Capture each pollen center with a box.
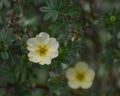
[37,45,48,56]
[76,71,86,82]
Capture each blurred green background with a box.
[0,0,120,96]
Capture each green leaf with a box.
[0,0,3,9]
[44,12,51,20]
[65,11,78,16]
[41,0,60,21]
[40,7,50,12]
[51,10,59,21]
[1,51,9,60]
[0,17,4,24]
[0,28,15,46]
[3,0,10,8]
[46,0,54,9]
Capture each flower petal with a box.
[75,62,89,71]
[36,32,50,38]
[85,68,95,81]
[27,46,37,52]
[65,68,76,81]
[37,36,49,45]
[28,52,41,63]
[80,81,93,89]
[27,38,40,46]
[36,32,50,45]
[48,50,58,58]
[48,38,59,50]
[68,81,80,89]
[39,57,51,65]
[27,37,49,51]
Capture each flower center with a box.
[37,45,48,56]
[76,71,86,82]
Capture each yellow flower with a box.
[65,62,95,89]
[27,32,59,65]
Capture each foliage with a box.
[0,0,120,96]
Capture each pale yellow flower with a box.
[27,32,59,65]
[65,62,95,89]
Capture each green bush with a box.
[0,0,120,96]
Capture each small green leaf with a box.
[46,0,54,9]
[1,51,9,60]
[52,10,58,21]
[0,0,3,9]
[3,0,10,8]
[40,7,50,12]
[65,11,78,16]
[44,13,51,20]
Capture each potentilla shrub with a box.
[0,0,120,96]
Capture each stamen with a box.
[37,45,48,56]
[76,71,85,82]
